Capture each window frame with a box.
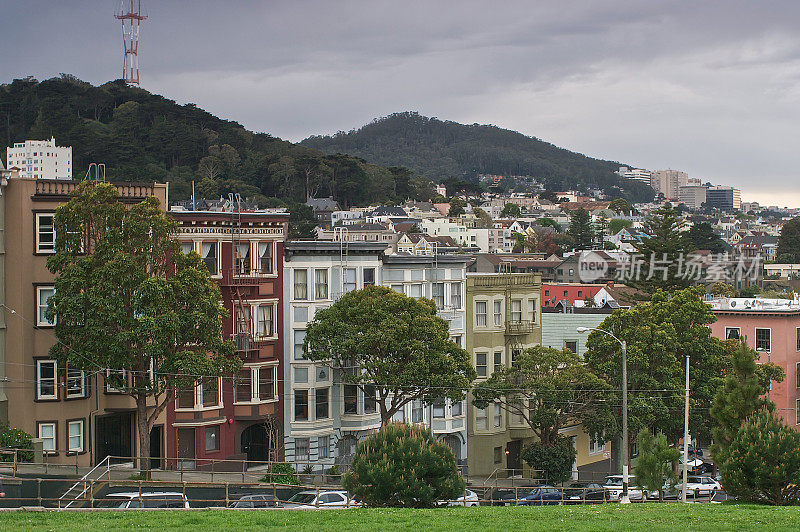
[36,359,58,401]
[725,327,741,340]
[294,389,310,421]
[476,352,487,378]
[450,282,462,309]
[475,300,487,327]
[65,363,87,400]
[314,268,329,300]
[35,212,56,254]
[755,327,771,352]
[36,285,56,327]
[343,384,358,415]
[205,425,220,452]
[256,303,276,339]
[343,268,357,294]
[66,418,85,454]
[315,387,330,420]
[258,241,274,275]
[475,406,488,430]
[363,268,376,286]
[293,269,309,300]
[200,241,219,276]
[318,435,330,459]
[493,300,502,326]
[37,421,58,455]
[295,438,310,461]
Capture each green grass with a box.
[1,503,798,531]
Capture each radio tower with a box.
[115,0,147,85]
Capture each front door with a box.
[177,428,196,469]
[150,425,164,470]
[506,440,522,474]
[96,412,133,464]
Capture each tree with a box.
[473,207,494,229]
[473,346,610,446]
[631,203,694,294]
[46,182,237,477]
[539,190,559,203]
[500,202,522,218]
[609,198,633,216]
[448,197,466,217]
[633,429,680,501]
[567,208,594,250]
[710,340,785,465]
[287,202,317,239]
[584,288,727,466]
[538,217,561,232]
[687,222,727,254]
[608,218,633,235]
[520,437,577,484]
[304,286,477,425]
[776,217,800,263]
[707,282,736,298]
[343,423,464,508]
[719,410,800,506]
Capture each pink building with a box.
[708,298,800,427]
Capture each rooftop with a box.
[707,296,800,312]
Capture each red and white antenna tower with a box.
[115,0,147,85]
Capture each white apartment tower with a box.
[5,137,72,180]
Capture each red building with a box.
[542,283,604,308]
[166,209,288,467]
[709,297,800,428]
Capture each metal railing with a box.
[58,456,114,508]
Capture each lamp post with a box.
[578,326,629,504]
[682,352,690,503]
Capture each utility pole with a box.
[681,352,690,503]
[621,340,629,504]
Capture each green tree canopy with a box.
[633,429,680,500]
[609,198,633,216]
[501,202,522,218]
[567,208,595,250]
[46,182,237,476]
[448,197,466,217]
[520,437,577,484]
[776,217,800,263]
[631,203,695,294]
[304,286,476,424]
[608,218,633,235]
[687,222,727,254]
[473,346,610,446]
[538,217,561,232]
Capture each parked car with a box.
[602,475,645,501]
[563,482,607,504]
[283,490,359,509]
[489,487,538,506]
[675,476,721,497]
[437,489,480,507]
[678,443,703,458]
[680,457,713,475]
[515,485,563,506]
[229,494,281,508]
[96,492,190,509]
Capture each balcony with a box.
[505,320,535,335]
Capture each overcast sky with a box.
[4,1,800,207]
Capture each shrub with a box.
[0,423,34,462]
[719,410,800,505]
[343,423,464,507]
[633,429,679,500]
[520,437,576,484]
[260,462,300,485]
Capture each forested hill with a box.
[0,75,418,208]
[302,112,654,202]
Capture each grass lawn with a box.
[1,503,798,531]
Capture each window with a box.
[452,400,462,416]
[36,213,55,253]
[433,398,445,418]
[529,299,537,321]
[295,390,309,421]
[391,284,404,293]
[315,269,329,299]
[180,241,193,255]
[294,269,308,300]
[344,385,358,414]
[235,243,251,275]
[476,353,487,377]
[316,388,329,419]
[511,299,522,323]
[36,286,55,326]
[36,360,57,400]
[257,305,273,337]
[202,377,220,408]
[589,432,605,455]
[797,399,800,426]
[258,366,275,401]
[412,400,423,423]
[756,328,771,352]
[493,404,502,428]
[797,362,800,389]
[364,385,377,414]
[258,241,273,274]
[295,438,310,461]
[236,369,251,403]
[797,328,800,351]
[408,283,423,299]
[235,306,251,335]
[294,330,307,360]
[177,386,195,409]
[432,283,445,309]
[475,301,487,326]
[205,426,220,451]
[200,242,217,275]
[564,340,578,354]
[493,300,502,326]
[363,268,375,286]
[318,436,330,459]
[38,422,56,453]
[475,406,487,430]
[725,327,741,340]
[450,282,462,309]
[493,353,503,375]
[65,364,85,399]
[343,268,357,293]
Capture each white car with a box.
[602,475,645,501]
[675,476,721,497]
[96,492,190,509]
[283,490,360,509]
[438,489,479,507]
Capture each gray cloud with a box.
[3,0,800,206]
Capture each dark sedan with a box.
[489,487,538,506]
[563,482,607,504]
[516,486,563,506]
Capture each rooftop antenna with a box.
[115,0,147,85]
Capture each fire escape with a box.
[228,194,260,355]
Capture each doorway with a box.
[96,412,133,464]
[150,425,164,470]
[241,420,279,463]
[177,428,196,470]
[506,440,522,474]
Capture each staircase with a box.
[58,456,113,509]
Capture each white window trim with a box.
[234,362,278,405]
[36,360,58,400]
[293,388,311,422]
[104,369,128,394]
[37,422,57,454]
[35,212,56,254]
[65,364,86,399]
[36,286,55,327]
[474,299,488,328]
[200,241,221,277]
[256,240,277,277]
[755,327,771,352]
[67,419,85,453]
[175,377,224,412]
[253,300,279,341]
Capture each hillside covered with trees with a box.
[302,112,654,202]
[0,75,422,208]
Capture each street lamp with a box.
[577,326,630,504]
[682,352,690,503]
